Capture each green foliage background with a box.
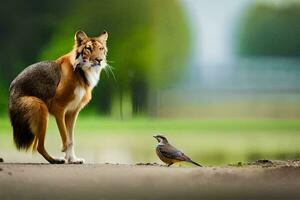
[0,0,190,116]
[1,1,300,116]
[236,1,300,57]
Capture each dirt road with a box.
[1,161,300,200]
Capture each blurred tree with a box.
[40,0,190,117]
[0,0,71,114]
[236,1,300,57]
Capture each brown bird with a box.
[153,135,202,167]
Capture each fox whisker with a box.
[106,60,115,64]
[103,67,110,78]
[106,64,116,81]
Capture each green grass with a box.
[1,116,300,166]
[75,117,300,132]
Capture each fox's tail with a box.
[9,96,47,151]
[188,160,203,167]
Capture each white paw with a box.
[67,157,85,164]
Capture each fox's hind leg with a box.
[37,115,65,164]
[25,97,65,164]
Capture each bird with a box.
[153,135,202,167]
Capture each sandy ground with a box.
[1,160,300,200]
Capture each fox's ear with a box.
[75,30,88,45]
[97,31,108,44]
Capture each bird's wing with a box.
[158,145,190,161]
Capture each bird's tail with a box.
[189,160,202,167]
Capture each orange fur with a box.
[10,30,108,164]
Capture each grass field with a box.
[1,116,300,165]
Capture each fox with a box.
[8,30,108,164]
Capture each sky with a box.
[182,0,250,66]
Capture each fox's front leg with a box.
[64,110,84,164]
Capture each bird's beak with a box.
[153,135,160,142]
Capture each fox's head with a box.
[73,30,108,72]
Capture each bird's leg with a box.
[167,163,173,167]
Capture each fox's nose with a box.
[95,58,102,65]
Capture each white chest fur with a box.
[83,67,101,88]
[67,86,85,112]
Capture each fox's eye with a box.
[100,47,104,51]
[86,46,92,51]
